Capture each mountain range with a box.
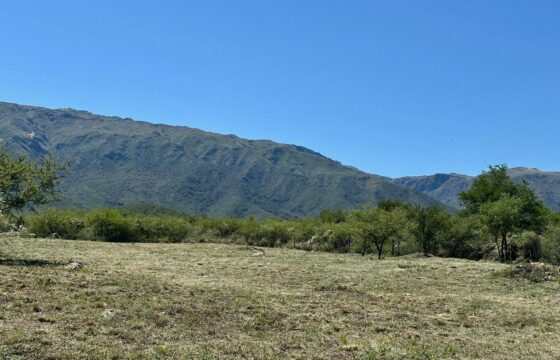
[393,168,560,211]
[0,102,441,218]
[1,102,558,217]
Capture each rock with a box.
[102,309,115,318]
[65,262,83,270]
[251,247,265,256]
[309,235,320,244]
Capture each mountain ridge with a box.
[392,169,560,211]
[0,101,444,218]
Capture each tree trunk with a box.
[494,235,502,262]
[501,233,508,263]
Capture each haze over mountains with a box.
[1,102,558,216]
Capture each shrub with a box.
[216,217,242,238]
[440,216,485,260]
[0,215,12,232]
[319,209,347,224]
[235,218,261,244]
[542,225,560,264]
[87,210,136,242]
[289,218,318,244]
[135,215,191,243]
[321,223,353,253]
[513,231,542,261]
[27,209,86,239]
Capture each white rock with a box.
[65,262,82,270]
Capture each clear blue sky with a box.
[1,1,558,177]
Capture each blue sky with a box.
[1,1,558,177]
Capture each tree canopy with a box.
[0,146,66,222]
[459,165,549,262]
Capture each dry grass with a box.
[1,237,560,359]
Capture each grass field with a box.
[1,237,560,359]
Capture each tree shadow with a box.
[0,258,64,267]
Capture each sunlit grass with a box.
[1,237,559,359]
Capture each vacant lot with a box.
[1,238,559,359]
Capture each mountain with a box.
[392,168,560,211]
[0,102,443,218]
[391,173,473,210]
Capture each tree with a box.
[352,207,412,259]
[480,195,523,262]
[459,165,518,214]
[542,224,560,264]
[515,181,550,233]
[0,146,66,223]
[412,204,451,255]
[383,208,414,257]
[459,165,549,262]
[441,215,485,259]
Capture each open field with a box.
[1,238,560,359]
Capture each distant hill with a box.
[391,173,473,209]
[0,102,442,218]
[392,168,560,211]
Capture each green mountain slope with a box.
[0,102,442,218]
[392,168,560,211]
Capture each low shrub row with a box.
[22,204,560,264]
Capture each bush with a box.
[321,223,353,253]
[0,215,12,232]
[319,209,347,224]
[289,218,318,244]
[514,231,542,261]
[440,216,485,260]
[87,210,136,242]
[27,209,86,239]
[19,203,560,266]
[135,215,191,243]
[542,225,560,264]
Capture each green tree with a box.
[441,215,486,259]
[0,146,66,223]
[542,224,560,264]
[459,165,518,214]
[412,204,452,255]
[459,165,549,262]
[480,195,523,262]
[352,207,412,259]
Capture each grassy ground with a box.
[1,238,560,359]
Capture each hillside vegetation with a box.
[0,102,440,218]
[1,238,560,359]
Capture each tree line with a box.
[1,147,559,264]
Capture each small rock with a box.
[65,262,83,270]
[102,309,115,318]
[251,247,265,256]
